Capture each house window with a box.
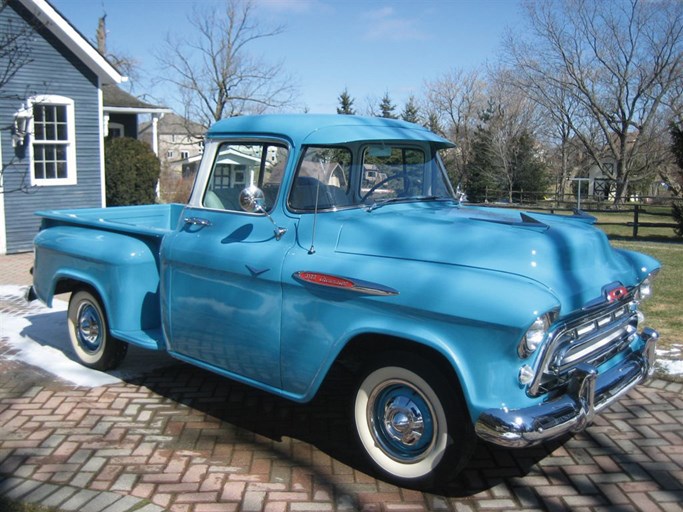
[107,122,124,138]
[167,150,174,158]
[180,150,189,160]
[30,95,77,186]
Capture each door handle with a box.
[184,217,212,227]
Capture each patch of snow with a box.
[656,358,683,376]
[0,285,175,387]
[656,347,683,377]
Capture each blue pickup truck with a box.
[29,114,660,489]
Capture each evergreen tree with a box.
[401,95,420,124]
[336,88,355,115]
[671,123,683,173]
[464,126,498,203]
[509,130,549,202]
[425,111,442,135]
[379,92,398,119]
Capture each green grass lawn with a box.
[593,209,682,350]
[594,210,678,240]
[610,240,683,351]
[591,211,682,379]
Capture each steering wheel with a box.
[361,173,405,202]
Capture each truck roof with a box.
[206,114,455,149]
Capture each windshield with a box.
[288,144,455,212]
[361,145,454,205]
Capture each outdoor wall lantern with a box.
[12,103,32,148]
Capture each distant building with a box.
[139,113,205,177]
[102,85,170,154]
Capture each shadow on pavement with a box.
[124,358,558,496]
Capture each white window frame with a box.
[107,122,124,138]
[29,95,77,186]
[0,131,7,254]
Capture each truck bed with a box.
[36,203,185,237]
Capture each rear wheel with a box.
[353,353,474,489]
[67,289,128,371]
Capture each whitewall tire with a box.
[353,353,474,488]
[67,289,128,371]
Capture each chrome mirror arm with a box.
[239,185,287,240]
[254,204,287,240]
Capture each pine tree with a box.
[425,111,442,135]
[336,88,355,115]
[464,127,498,203]
[509,130,549,202]
[401,95,420,124]
[670,123,683,236]
[379,92,397,119]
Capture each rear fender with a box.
[33,226,162,332]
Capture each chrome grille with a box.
[528,300,639,397]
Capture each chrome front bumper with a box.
[475,328,658,448]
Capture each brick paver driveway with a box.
[1,254,682,511]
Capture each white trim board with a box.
[0,131,7,255]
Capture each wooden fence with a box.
[466,193,679,239]
[629,205,678,238]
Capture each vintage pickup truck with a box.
[29,114,660,489]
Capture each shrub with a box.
[104,137,160,206]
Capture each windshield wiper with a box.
[365,196,454,212]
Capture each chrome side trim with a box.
[475,328,657,448]
[292,271,399,296]
[184,217,212,227]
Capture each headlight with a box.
[518,310,557,358]
[636,270,659,302]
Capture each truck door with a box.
[161,142,292,388]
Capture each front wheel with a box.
[353,354,474,489]
[67,289,128,371]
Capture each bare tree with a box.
[502,63,589,199]
[1,0,39,194]
[424,68,487,185]
[505,0,683,204]
[485,72,546,201]
[0,0,35,97]
[157,0,297,127]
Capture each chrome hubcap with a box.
[384,396,424,446]
[368,379,435,462]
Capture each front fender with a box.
[280,251,560,420]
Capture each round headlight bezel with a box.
[518,310,558,359]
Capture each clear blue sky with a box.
[50,0,525,116]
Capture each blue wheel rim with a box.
[369,381,435,462]
[77,303,103,353]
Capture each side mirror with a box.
[238,184,287,241]
[239,184,266,213]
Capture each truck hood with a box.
[335,204,658,313]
